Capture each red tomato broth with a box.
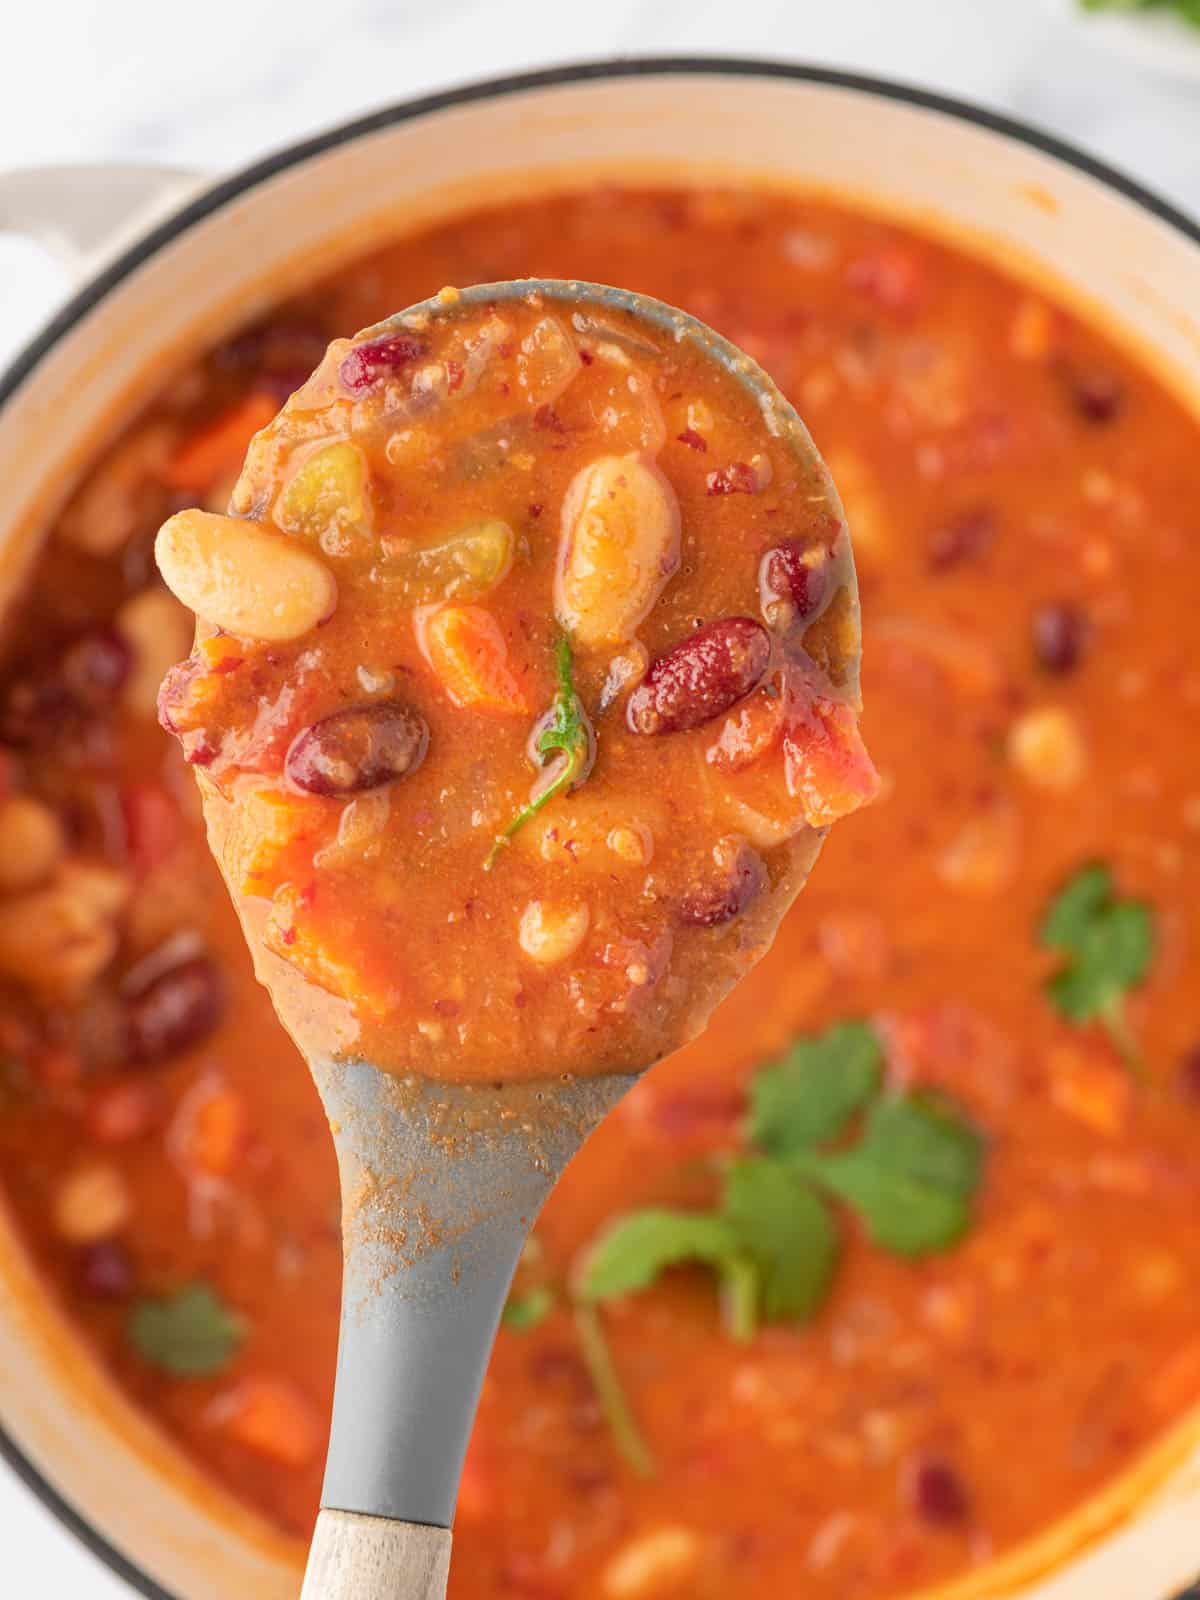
[0,186,1196,1596]
[155,287,870,1082]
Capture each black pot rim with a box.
[1,53,1197,1600]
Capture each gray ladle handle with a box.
[302,1510,451,1599]
[308,1059,632,1530]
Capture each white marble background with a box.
[1,0,1198,1593]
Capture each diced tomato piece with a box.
[211,1377,321,1467]
[121,783,180,875]
[87,1081,162,1143]
[415,605,531,714]
[846,244,927,316]
[783,695,881,827]
[163,394,278,492]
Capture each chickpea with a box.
[54,1164,132,1243]
[1007,707,1086,791]
[0,862,129,997]
[0,795,64,893]
[518,901,590,966]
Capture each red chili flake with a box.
[432,998,461,1018]
[213,654,245,676]
[579,348,595,366]
[528,503,544,520]
[338,333,428,392]
[445,359,464,393]
[532,404,567,433]
[676,428,709,453]
[277,925,297,947]
[296,881,317,910]
[706,462,758,496]
[184,733,218,767]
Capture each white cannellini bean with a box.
[116,587,195,716]
[602,1527,701,1597]
[518,900,590,966]
[555,455,679,647]
[155,509,337,643]
[54,1164,131,1243]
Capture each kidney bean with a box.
[1177,1045,1200,1107]
[125,956,223,1065]
[928,507,995,572]
[627,618,770,736]
[905,1456,971,1527]
[76,1238,135,1300]
[339,332,429,392]
[679,837,767,927]
[285,701,429,796]
[759,541,829,625]
[1032,602,1088,674]
[2,628,131,743]
[1063,365,1123,424]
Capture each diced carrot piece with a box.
[415,606,531,714]
[172,1077,249,1177]
[197,633,245,673]
[1049,1045,1130,1137]
[783,696,881,827]
[225,788,321,895]
[264,884,393,1017]
[706,686,786,774]
[212,1378,321,1467]
[163,394,278,493]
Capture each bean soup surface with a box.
[1,186,1199,1600]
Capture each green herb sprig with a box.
[1040,863,1155,1071]
[485,636,591,870]
[128,1282,244,1377]
[1081,0,1200,28]
[572,1022,984,1469]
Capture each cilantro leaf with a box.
[502,1285,555,1332]
[485,636,592,869]
[1081,0,1200,24]
[747,1021,883,1156]
[721,1157,839,1324]
[578,1209,741,1303]
[796,1093,984,1257]
[128,1282,244,1377]
[1040,864,1155,1067]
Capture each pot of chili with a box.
[0,57,1199,1600]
